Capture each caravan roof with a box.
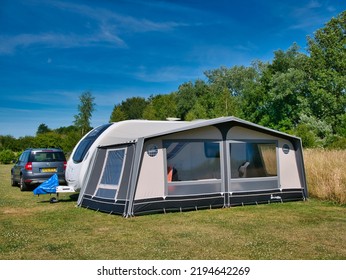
[96,117,301,147]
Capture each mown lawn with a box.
[0,164,345,260]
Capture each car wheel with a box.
[11,173,18,187]
[20,176,28,191]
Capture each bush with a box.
[325,136,346,149]
[294,123,317,148]
[0,149,16,164]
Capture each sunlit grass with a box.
[0,161,345,260]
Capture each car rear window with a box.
[29,152,66,162]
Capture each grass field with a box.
[0,150,345,260]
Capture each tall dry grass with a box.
[304,149,346,204]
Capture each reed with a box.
[304,149,346,204]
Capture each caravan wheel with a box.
[50,197,58,203]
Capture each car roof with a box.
[26,148,63,152]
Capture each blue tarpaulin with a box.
[33,174,58,195]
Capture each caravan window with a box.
[230,142,277,178]
[95,148,126,199]
[164,141,221,181]
[72,123,112,163]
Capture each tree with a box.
[252,44,310,132]
[176,82,198,120]
[0,135,19,151]
[74,91,96,136]
[34,132,65,149]
[176,80,211,120]
[306,11,346,134]
[109,105,126,122]
[17,136,35,151]
[0,149,16,164]
[143,94,179,120]
[124,97,148,119]
[54,125,78,135]
[205,66,258,118]
[239,60,268,123]
[36,123,51,135]
[110,97,148,121]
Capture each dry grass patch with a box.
[304,149,346,204]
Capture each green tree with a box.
[36,123,51,135]
[54,125,78,135]
[239,60,268,123]
[124,97,148,119]
[74,91,96,136]
[176,82,198,120]
[176,80,211,120]
[111,97,148,120]
[253,44,309,132]
[143,94,179,120]
[60,131,81,156]
[0,135,19,151]
[17,136,35,151]
[109,105,127,122]
[263,67,309,131]
[205,66,258,118]
[185,100,208,120]
[0,149,16,164]
[306,11,346,134]
[33,132,64,149]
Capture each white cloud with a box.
[49,0,187,32]
[0,0,188,55]
[287,0,335,31]
[0,30,126,55]
[133,65,199,83]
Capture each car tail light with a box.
[64,161,67,170]
[25,162,33,171]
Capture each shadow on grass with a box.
[35,193,79,204]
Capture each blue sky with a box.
[1,0,345,138]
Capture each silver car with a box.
[11,148,67,191]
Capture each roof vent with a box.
[166,117,181,121]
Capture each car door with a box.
[13,152,24,181]
[13,151,28,181]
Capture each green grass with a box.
[0,164,345,260]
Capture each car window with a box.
[29,152,66,162]
[22,151,29,163]
[18,153,24,163]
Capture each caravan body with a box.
[70,117,307,217]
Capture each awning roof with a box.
[97,117,301,147]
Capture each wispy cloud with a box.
[133,65,200,83]
[2,90,78,106]
[0,32,126,54]
[287,0,336,31]
[49,0,190,32]
[0,0,187,55]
